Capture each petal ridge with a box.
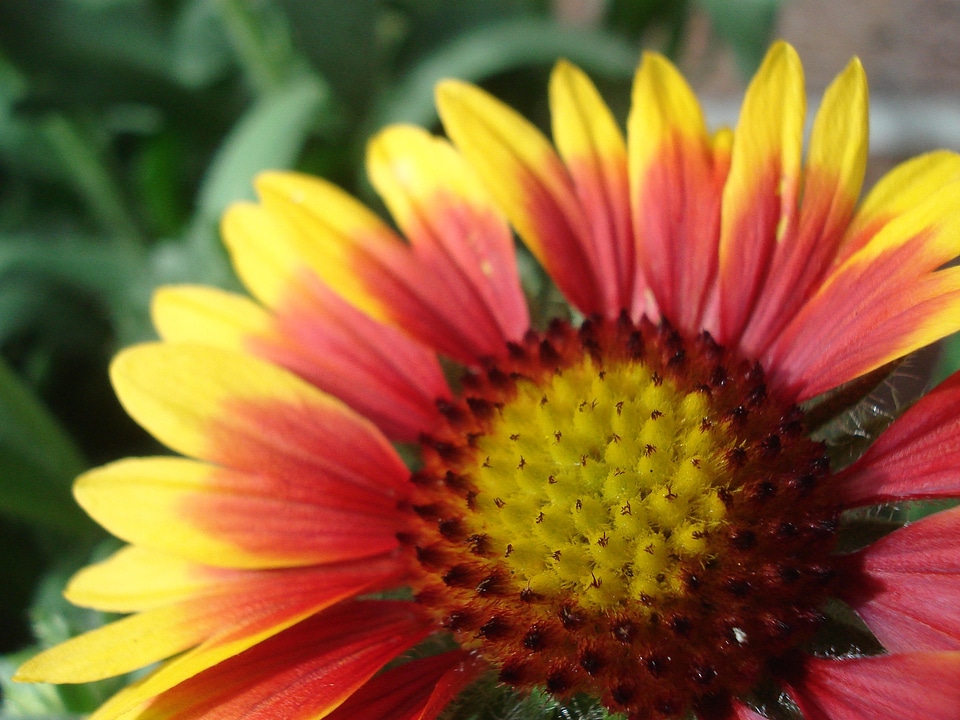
[717,41,805,342]
[436,78,607,314]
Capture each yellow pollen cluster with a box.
[469,357,733,610]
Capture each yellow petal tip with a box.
[434,79,494,122]
[13,652,62,684]
[434,78,468,105]
[551,58,579,80]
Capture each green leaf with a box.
[196,73,332,222]
[604,0,691,58]
[0,1,174,91]
[1,648,72,717]
[170,0,234,88]
[835,513,903,553]
[217,0,304,95]
[62,0,139,7]
[369,17,640,131]
[279,0,382,107]
[0,51,65,181]
[807,598,884,658]
[0,237,153,345]
[39,115,145,243]
[906,498,960,523]
[8,549,127,715]
[386,0,541,69]
[134,130,192,238]
[178,72,335,292]
[694,0,783,77]
[0,354,93,537]
[934,331,960,383]
[802,360,902,434]
[0,46,27,107]
[443,676,620,719]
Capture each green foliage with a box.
[2,544,127,717]
[368,17,641,132]
[0,0,787,715]
[0,354,90,535]
[694,0,784,76]
[441,678,620,720]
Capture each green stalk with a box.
[41,115,144,245]
[217,0,295,95]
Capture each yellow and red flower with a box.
[17,41,960,719]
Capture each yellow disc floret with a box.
[471,356,732,611]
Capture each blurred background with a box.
[0,0,957,715]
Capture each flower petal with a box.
[76,457,402,569]
[92,601,432,720]
[833,371,960,506]
[740,56,868,353]
[839,150,960,263]
[16,561,400,684]
[436,78,608,315]
[252,171,512,363]
[219,201,304,311]
[151,285,273,354]
[65,546,232,613]
[226,176,398,324]
[367,124,528,344]
[551,59,635,313]
[325,650,485,720]
[110,343,409,494]
[18,603,227,684]
[839,506,960,652]
[790,652,960,720]
[766,181,960,399]
[153,284,449,442]
[415,656,488,720]
[628,51,729,332]
[717,41,805,343]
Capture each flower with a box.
[16,40,960,720]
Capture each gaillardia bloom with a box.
[18,41,960,719]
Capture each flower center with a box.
[402,316,841,719]
[469,342,732,613]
